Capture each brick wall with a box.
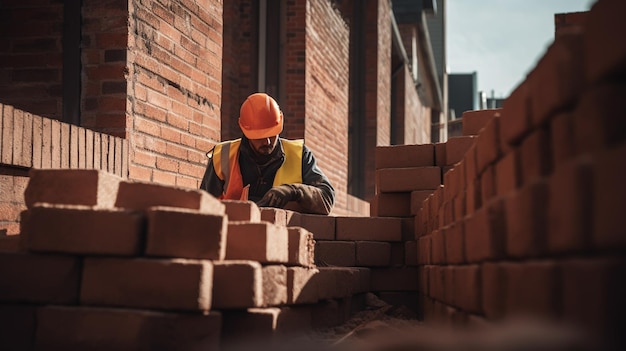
[0,1,64,119]
[282,0,307,140]
[305,0,350,214]
[393,64,430,145]
[127,0,223,189]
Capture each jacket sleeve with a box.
[291,145,335,215]
[200,152,225,199]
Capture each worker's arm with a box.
[200,151,225,199]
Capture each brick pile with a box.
[413,1,625,348]
[0,169,371,350]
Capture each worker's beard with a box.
[256,145,274,155]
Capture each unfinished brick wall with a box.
[127,0,223,189]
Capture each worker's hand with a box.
[257,184,300,208]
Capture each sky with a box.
[446,0,595,98]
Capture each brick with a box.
[24,169,121,209]
[410,190,434,215]
[500,81,532,145]
[464,144,478,185]
[476,119,502,180]
[262,265,288,307]
[505,180,549,258]
[418,266,429,294]
[375,144,434,169]
[481,262,508,320]
[528,31,585,126]
[593,143,626,250]
[226,222,289,263]
[211,260,263,309]
[0,252,79,304]
[494,148,520,196]
[287,267,320,304]
[434,142,447,167]
[222,199,261,222]
[315,240,355,267]
[35,306,221,351]
[371,192,411,217]
[21,204,143,256]
[453,265,482,314]
[465,179,479,215]
[370,267,419,291]
[285,210,302,227]
[519,127,552,185]
[550,112,577,167]
[81,257,213,311]
[287,227,315,267]
[0,304,36,351]
[462,109,501,136]
[427,265,444,301]
[574,84,626,155]
[145,206,227,260]
[390,242,405,267]
[400,216,415,241]
[444,222,465,264]
[375,167,441,192]
[0,234,19,252]
[355,241,391,267]
[352,267,371,293]
[1,105,13,165]
[446,136,476,165]
[418,235,431,265]
[584,0,626,83]
[316,267,360,298]
[430,229,445,264]
[298,213,334,240]
[547,157,592,254]
[260,207,287,226]
[115,180,225,214]
[464,198,507,263]
[405,240,418,266]
[505,260,560,319]
[479,165,496,205]
[336,216,402,241]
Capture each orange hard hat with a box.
[238,93,284,139]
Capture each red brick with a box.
[528,31,585,126]
[494,148,520,196]
[370,267,419,291]
[427,265,444,301]
[400,216,415,241]
[475,115,502,174]
[145,206,227,260]
[431,229,445,264]
[464,198,507,263]
[1,105,13,165]
[22,204,143,256]
[505,260,560,319]
[434,142,447,167]
[287,227,315,267]
[453,195,465,224]
[480,165,496,205]
[464,144,478,185]
[505,180,549,258]
[444,222,465,265]
[390,242,405,267]
[375,144,435,169]
[584,0,626,83]
[405,240,418,266]
[574,84,626,155]
[0,304,36,350]
[418,235,431,265]
[481,262,508,320]
[453,265,482,314]
[500,81,532,145]
[519,127,551,185]
[24,169,121,209]
[212,260,263,308]
[315,241,355,267]
[35,306,221,351]
[410,189,434,215]
[285,210,302,227]
[335,216,402,241]
[547,157,592,254]
[262,265,288,306]
[446,136,476,165]
[226,222,289,263]
[593,143,626,250]
[298,213,335,240]
[371,192,411,217]
[115,180,225,214]
[462,109,501,136]
[81,257,213,311]
[375,167,441,192]
[260,207,287,226]
[443,165,458,203]
[316,267,361,298]
[222,200,261,222]
[287,267,320,304]
[550,112,577,167]
[0,252,79,304]
[355,241,391,267]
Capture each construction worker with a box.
[200,93,335,215]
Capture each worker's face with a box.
[249,135,278,156]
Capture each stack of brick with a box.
[0,169,370,350]
[416,1,625,348]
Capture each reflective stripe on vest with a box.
[213,138,304,200]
